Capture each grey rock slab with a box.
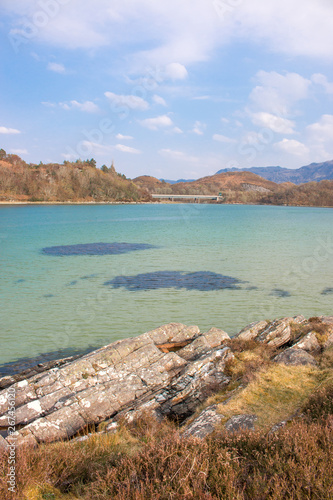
[257,317,294,348]
[144,323,200,345]
[292,331,321,353]
[0,323,231,446]
[224,414,258,433]
[182,405,225,439]
[273,348,317,366]
[255,316,306,348]
[236,320,269,341]
[178,329,230,361]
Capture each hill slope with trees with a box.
[0,150,151,203]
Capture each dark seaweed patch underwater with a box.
[270,288,291,298]
[42,242,157,256]
[104,271,244,292]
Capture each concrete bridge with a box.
[151,194,222,202]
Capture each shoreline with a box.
[0,200,332,208]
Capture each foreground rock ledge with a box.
[0,316,332,447]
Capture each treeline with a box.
[0,151,151,203]
[261,180,333,207]
[138,174,333,207]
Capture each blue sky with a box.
[1,0,333,179]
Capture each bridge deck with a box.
[152,194,221,200]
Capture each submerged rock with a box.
[42,242,157,256]
[104,271,244,291]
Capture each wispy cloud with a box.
[153,95,167,106]
[10,148,28,155]
[115,144,141,154]
[116,133,133,140]
[59,100,100,113]
[164,63,188,80]
[105,92,149,111]
[192,121,206,135]
[274,139,309,156]
[47,62,66,74]
[0,126,21,134]
[251,112,295,134]
[159,148,198,162]
[139,114,173,130]
[213,134,236,143]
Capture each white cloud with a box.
[251,112,295,134]
[0,126,21,134]
[192,121,206,135]
[60,100,100,113]
[213,134,236,144]
[249,71,311,116]
[10,148,28,155]
[105,92,149,111]
[274,139,309,156]
[47,62,66,74]
[311,74,333,95]
[164,63,188,80]
[193,95,210,101]
[116,133,133,140]
[4,0,333,66]
[159,149,198,162]
[139,114,173,130]
[42,102,56,108]
[172,127,183,134]
[115,144,141,154]
[307,114,333,142]
[153,95,167,106]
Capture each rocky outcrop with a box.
[224,414,258,433]
[182,405,225,439]
[0,323,232,447]
[0,315,332,447]
[273,348,317,366]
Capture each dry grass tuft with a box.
[218,364,322,429]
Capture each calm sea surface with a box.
[1,203,332,371]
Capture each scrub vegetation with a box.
[1,343,332,499]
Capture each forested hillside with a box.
[0,150,150,203]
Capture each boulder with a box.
[256,316,305,348]
[292,331,321,353]
[224,414,257,432]
[273,348,317,367]
[236,320,269,341]
[182,405,225,439]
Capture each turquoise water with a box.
[0,203,332,369]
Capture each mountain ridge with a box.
[215,160,333,184]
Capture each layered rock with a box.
[0,315,332,447]
[0,323,232,447]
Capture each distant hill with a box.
[216,160,333,184]
[159,178,196,184]
[0,151,151,203]
[133,170,333,207]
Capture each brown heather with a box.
[0,380,332,499]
